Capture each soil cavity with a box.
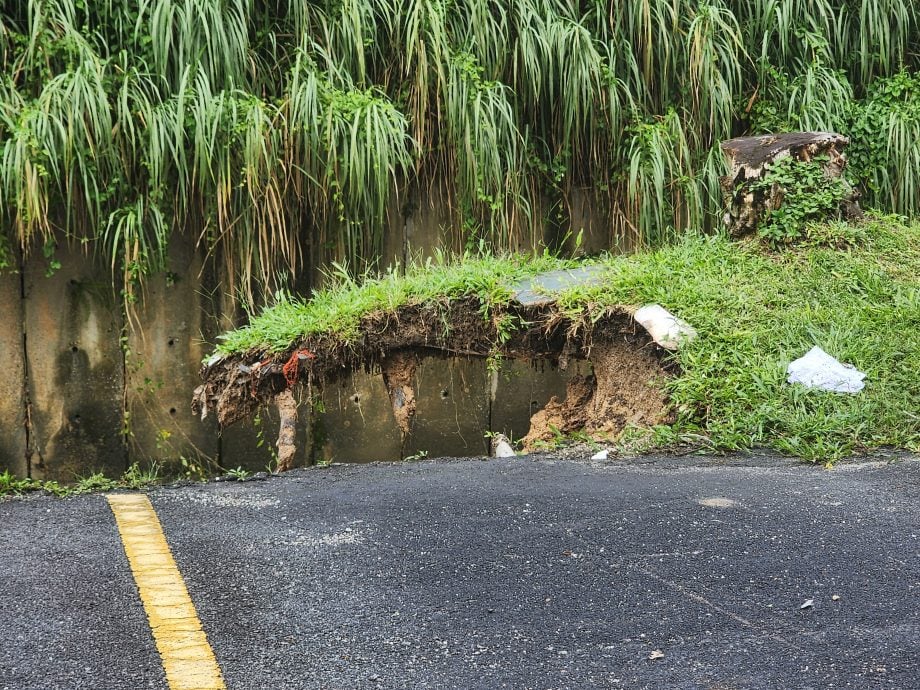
[522,335,671,451]
[195,300,675,463]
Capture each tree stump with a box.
[720,132,861,237]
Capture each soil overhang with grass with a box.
[194,287,676,459]
[196,215,920,463]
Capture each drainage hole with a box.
[169,407,177,415]
[352,394,360,404]
[440,389,449,399]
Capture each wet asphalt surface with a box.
[1,452,919,689]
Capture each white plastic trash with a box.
[493,434,517,458]
[591,449,609,460]
[786,346,866,394]
[634,305,697,350]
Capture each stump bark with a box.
[720,132,861,237]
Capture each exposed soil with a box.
[193,298,676,456]
[381,351,418,439]
[521,334,672,451]
[274,389,298,471]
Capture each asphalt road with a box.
[2,452,919,689]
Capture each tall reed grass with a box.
[1,0,918,304]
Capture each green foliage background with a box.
[2,0,920,302]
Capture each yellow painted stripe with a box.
[107,494,226,690]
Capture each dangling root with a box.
[274,389,298,471]
[381,351,418,440]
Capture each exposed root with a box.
[274,389,298,472]
[381,351,418,440]
[283,349,315,388]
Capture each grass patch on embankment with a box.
[216,215,920,462]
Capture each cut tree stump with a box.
[720,132,861,237]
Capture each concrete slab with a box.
[403,357,490,459]
[23,241,126,481]
[0,261,27,476]
[511,265,608,306]
[565,186,611,255]
[126,234,219,470]
[405,183,458,261]
[316,370,403,463]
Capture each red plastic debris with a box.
[282,349,315,388]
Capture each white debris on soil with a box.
[634,304,698,350]
[493,435,517,458]
[786,346,866,393]
[591,449,609,460]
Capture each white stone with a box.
[494,439,517,458]
[634,304,697,350]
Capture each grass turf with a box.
[215,214,920,462]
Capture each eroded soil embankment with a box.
[193,298,675,460]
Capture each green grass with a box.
[215,215,920,462]
[217,251,577,354]
[0,462,163,499]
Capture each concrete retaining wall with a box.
[0,193,614,479]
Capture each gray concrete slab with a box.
[126,232,219,470]
[512,266,608,306]
[23,241,126,481]
[0,260,27,476]
[403,357,490,459]
[404,183,458,262]
[317,369,403,463]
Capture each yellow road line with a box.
[107,494,226,690]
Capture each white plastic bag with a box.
[786,346,866,394]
